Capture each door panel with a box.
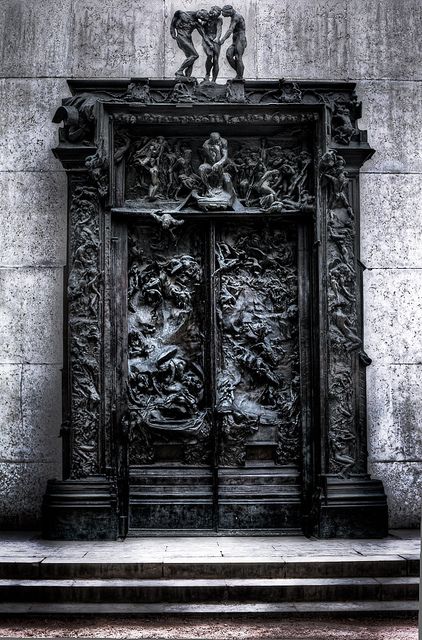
[125,219,307,534]
[215,222,302,531]
[126,222,214,532]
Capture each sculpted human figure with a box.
[199,131,229,195]
[170,9,211,78]
[195,132,236,210]
[202,6,223,82]
[219,5,247,79]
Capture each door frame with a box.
[43,79,388,540]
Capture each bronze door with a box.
[123,217,311,534]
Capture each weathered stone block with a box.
[0,365,61,463]
[0,365,22,450]
[164,0,257,80]
[364,269,422,364]
[70,0,165,77]
[345,0,422,81]
[257,0,422,80]
[367,364,422,462]
[369,462,422,528]
[0,268,63,364]
[256,0,349,80]
[0,172,67,268]
[0,462,61,528]
[0,79,69,172]
[357,81,422,173]
[0,0,73,77]
[361,173,422,269]
[256,0,421,81]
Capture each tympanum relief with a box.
[124,133,314,215]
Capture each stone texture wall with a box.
[0,0,421,528]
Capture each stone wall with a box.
[0,0,421,528]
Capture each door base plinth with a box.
[43,478,118,541]
[317,475,389,538]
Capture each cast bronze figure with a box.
[220,5,247,80]
[170,9,211,78]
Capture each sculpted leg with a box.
[226,44,237,72]
[234,37,246,79]
[176,35,199,76]
[205,55,213,81]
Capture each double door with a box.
[121,216,311,534]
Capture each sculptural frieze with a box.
[124,133,314,215]
[320,150,362,477]
[67,182,102,479]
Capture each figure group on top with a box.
[170,5,246,82]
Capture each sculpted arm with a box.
[216,17,223,41]
[219,16,236,44]
[170,14,178,39]
[196,22,213,47]
[214,139,228,168]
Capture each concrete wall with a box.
[1,0,421,528]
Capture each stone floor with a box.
[0,529,419,637]
[0,528,419,562]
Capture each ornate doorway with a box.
[44,79,388,540]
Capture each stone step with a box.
[0,577,418,603]
[0,554,418,580]
[0,600,418,616]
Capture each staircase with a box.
[0,552,418,615]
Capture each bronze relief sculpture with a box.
[171,5,246,82]
[45,4,389,540]
[125,132,314,215]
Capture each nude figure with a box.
[170,9,211,78]
[202,6,223,82]
[219,5,247,79]
[199,132,229,195]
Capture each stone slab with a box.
[4,576,417,604]
[256,0,349,81]
[0,172,67,268]
[0,267,63,364]
[0,462,61,529]
[0,364,61,463]
[0,364,21,452]
[39,560,163,580]
[357,80,422,174]
[367,364,422,462]
[0,79,69,172]
[0,0,73,77]
[164,0,257,81]
[369,462,422,529]
[70,0,165,78]
[0,601,418,614]
[360,173,422,269]
[283,555,407,579]
[0,557,45,579]
[363,268,422,365]
[256,0,422,81]
[345,0,422,81]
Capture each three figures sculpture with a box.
[170,5,247,82]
